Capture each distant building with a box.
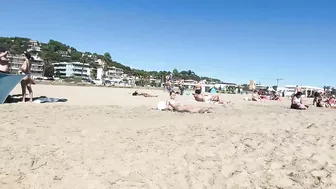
[57,50,71,58]
[27,40,41,52]
[53,62,90,78]
[183,79,198,84]
[8,54,44,78]
[96,66,124,80]
[249,80,256,90]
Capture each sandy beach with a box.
[1,84,336,189]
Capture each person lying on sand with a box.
[193,93,230,104]
[132,90,158,97]
[165,91,212,113]
[291,92,309,110]
[315,96,336,109]
[324,95,335,108]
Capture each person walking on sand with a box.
[178,79,184,95]
[20,53,33,102]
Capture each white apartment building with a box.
[53,62,90,78]
[96,66,124,80]
[27,40,41,52]
[8,55,44,78]
[106,67,124,80]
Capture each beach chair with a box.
[0,73,25,104]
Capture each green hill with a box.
[0,36,222,83]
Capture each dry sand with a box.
[1,84,336,189]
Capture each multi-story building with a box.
[8,54,44,78]
[57,50,71,58]
[26,39,44,77]
[105,67,124,80]
[53,62,90,78]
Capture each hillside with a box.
[0,37,221,83]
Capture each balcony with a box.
[54,68,66,72]
[31,67,43,72]
[27,46,41,52]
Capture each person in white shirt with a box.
[291,92,308,110]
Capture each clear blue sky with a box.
[1,0,335,86]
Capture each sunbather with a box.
[193,93,229,104]
[165,91,212,113]
[132,90,158,97]
[325,95,335,108]
[316,96,336,109]
[291,92,308,110]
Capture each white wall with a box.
[96,67,103,80]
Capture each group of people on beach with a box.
[289,86,335,110]
[0,48,34,102]
[132,79,234,113]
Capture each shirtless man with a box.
[195,82,202,94]
[193,93,228,104]
[0,48,10,74]
[165,91,212,113]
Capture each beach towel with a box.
[33,98,68,103]
[0,73,25,104]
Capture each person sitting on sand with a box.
[291,92,308,110]
[165,91,212,113]
[269,91,280,100]
[132,90,158,97]
[313,91,322,106]
[251,90,262,101]
[195,83,202,94]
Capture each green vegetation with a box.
[0,37,222,83]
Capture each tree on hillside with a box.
[104,52,112,60]
[44,64,54,77]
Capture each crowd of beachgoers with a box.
[2,48,335,110]
[132,76,336,113]
[2,75,336,188]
